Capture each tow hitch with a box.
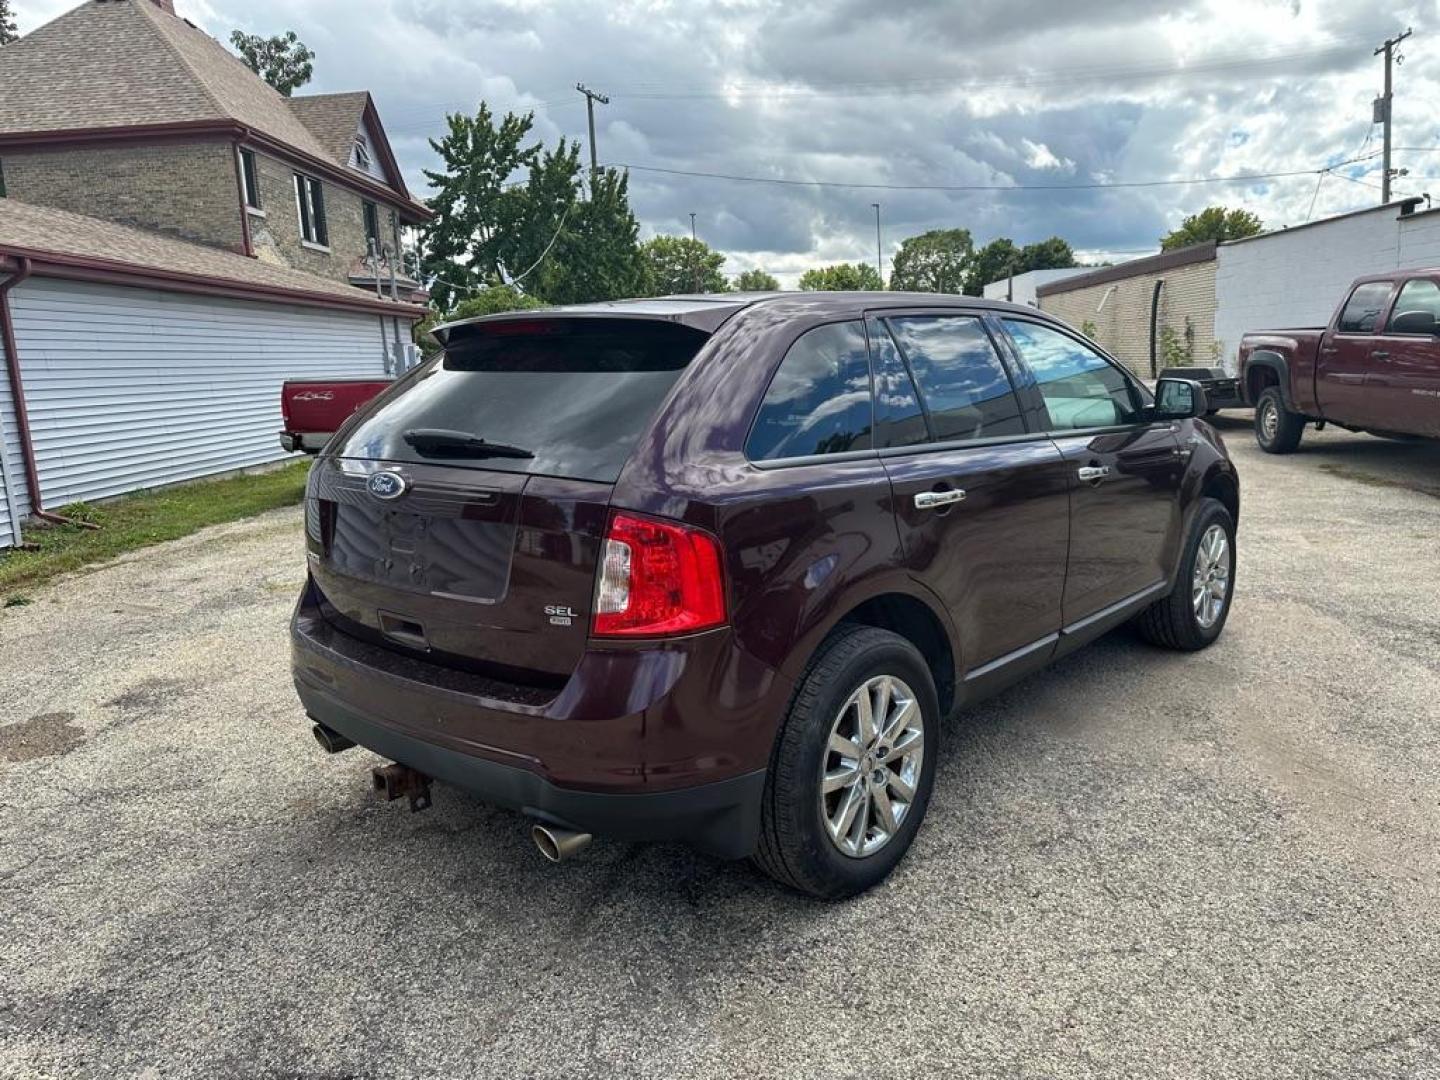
[371,763,433,812]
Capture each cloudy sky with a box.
[16,0,1440,286]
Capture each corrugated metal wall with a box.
[0,277,391,518]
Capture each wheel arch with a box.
[779,575,960,719]
[1244,351,1292,410]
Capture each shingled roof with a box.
[287,92,372,169]
[0,0,418,206]
[0,199,423,318]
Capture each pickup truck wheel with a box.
[752,626,939,900]
[1135,498,1236,651]
[1255,387,1304,454]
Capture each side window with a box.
[1388,279,1440,332]
[884,315,1025,441]
[1337,282,1393,334]
[866,318,928,448]
[1002,319,1141,431]
[746,321,873,461]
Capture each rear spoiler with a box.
[432,299,757,347]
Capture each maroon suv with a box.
[291,293,1239,898]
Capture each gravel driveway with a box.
[2,418,1438,1079]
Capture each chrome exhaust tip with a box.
[311,722,356,754]
[532,823,592,863]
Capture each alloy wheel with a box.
[1192,523,1231,629]
[820,675,925,859]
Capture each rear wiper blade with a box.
[401,428,534,459]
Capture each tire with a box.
[752,626,939,900]
[1135,498,1236,651]
[1254,387,1304,454]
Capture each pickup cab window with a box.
[1336,282,1394,334]
[1387,279,1440,334]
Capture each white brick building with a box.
[1213,200,1440,371]
[1036,198,1440,384]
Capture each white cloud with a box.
[13,0,1440,283]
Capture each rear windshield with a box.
[334,319,708,481]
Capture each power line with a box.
[607,154,1377,194]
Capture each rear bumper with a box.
[280,431,330,454]
[290,580,786,859]
[298,675,766,858]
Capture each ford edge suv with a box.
[291,293,1239,898]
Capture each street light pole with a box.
[871,203,883,286]
[1374,29,1412,204]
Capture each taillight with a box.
[592,512,727,637]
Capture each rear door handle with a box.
[1371,350,1390,360]
[913,489,966,510]
[1077,465,1112,482]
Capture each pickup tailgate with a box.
[282,378,393,435]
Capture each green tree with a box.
[639,236,729,295]
[889,228,973,293]
[0,0,19,46]
[413,286,543,346]
[1018,236,1077,272]
[229,30,314,96]
[529,168,646,304]
[733,268,780,291]
[964,238,1021,295]
[799,262,883,291]
[1160,206,1263,250]
[419,104,542,311]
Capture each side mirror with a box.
[1154,376,1208,420]
[1388,309,1439,335]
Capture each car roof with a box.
[432,291,1054,344]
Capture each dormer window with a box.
[352,136,372,170]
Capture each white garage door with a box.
[0,277,396,518]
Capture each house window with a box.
[239,149,261,210]
[363,200,381,252]
[294,173,328,247]
[352,136,372,170]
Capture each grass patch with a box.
[0,461,310,598]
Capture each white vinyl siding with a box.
[0,277,391,518]
[0,420,16,548]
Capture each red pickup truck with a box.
[1240,269,1440,453]
[279,377,393,454]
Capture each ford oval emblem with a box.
[367,470,408,500]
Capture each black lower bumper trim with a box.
[297,678,766,860]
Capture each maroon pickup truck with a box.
[1240,269,1440,453]
[279,377,393,454]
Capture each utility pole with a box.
[871,203,883,285]
[689,212,700,293]
[576,83,609,177]
[1374,29,1412,204]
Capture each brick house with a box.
[0,0,429,547]
[1035,243,1218,380]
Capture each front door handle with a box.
[1077,465,1112,483]
[914,489,966,510]
[1371,350,1390,360]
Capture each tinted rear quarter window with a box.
[747,321,873,461]
[1337,282,1394,333]
[884,315,1024,442]
[334,319,707,482]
